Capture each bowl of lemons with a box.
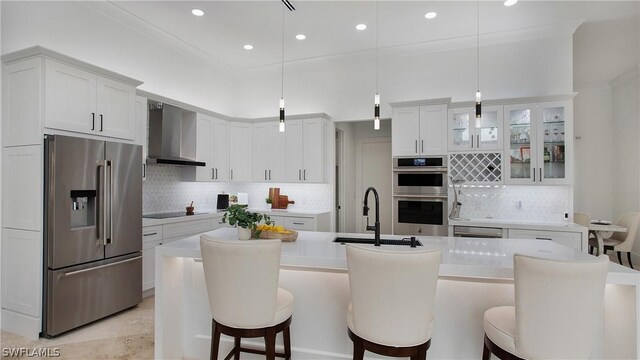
[254,223,298,242]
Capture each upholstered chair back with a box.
[346,245,441,347]
[200,235,282,328]
[514,254,609,359]
[611,212,640,252]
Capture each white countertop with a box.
[143,208,331,226]
[156,228,639,285]
[449,218,588,232]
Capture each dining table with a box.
[588,222,628,256]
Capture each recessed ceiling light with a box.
[191,9,204,16]
[243,44,254,50]
[355,24,367,31]
[504,0,518,6]
[296,34,306,40]
[424,12,437,19]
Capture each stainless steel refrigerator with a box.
[43,135,142,337]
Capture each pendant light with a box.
[475,0,482,129]
[373,1,380,130]
[279,3,286,132]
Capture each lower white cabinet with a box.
[284,217,315,231]
[508,229,582,250]
[1,229,42,317]
[142,239,161,291]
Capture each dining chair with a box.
[345,245,441,360]
[573,212,590,227]
[589,212,639,269]
[483,254,609,360]
[200,235,293,360]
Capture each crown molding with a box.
[573,82,613,93]
[610,64,640,88]
[389,98,451,108]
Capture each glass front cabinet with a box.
[504,101,572,185]
[448,105,503,152]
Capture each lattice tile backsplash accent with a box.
[449,152,502,183]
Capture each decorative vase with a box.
[238,227,252,240]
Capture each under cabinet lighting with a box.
[191,9,204,16]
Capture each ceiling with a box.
[110,1,639,70]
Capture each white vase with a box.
[238,227,252,240]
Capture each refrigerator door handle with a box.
[105,160,113,245]
[63,256,142,277]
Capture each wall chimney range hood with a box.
[146,103,206,167]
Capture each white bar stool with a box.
[200,235,293,360]
[482,254,609,360]
[345,244,441,360]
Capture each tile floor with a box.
[1,296,154,359]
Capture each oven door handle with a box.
[392,167,449,173]
[393,194,448,200]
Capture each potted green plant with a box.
[222,204,271,240]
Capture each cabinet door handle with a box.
[303,169,306,181]
[269,170,271,180]
[536,237,552,241]
[143,232,157,236]
[265,170,268,181]
[100,114,104,132]
[142,163,146,178]
[215,168,218,180]
[299,169,301,180]
[477,135,480,148]
[230,169,233,180]
[91,113,95,130]
[471,135,474,148]
[293,222,304,225]
[539,168,542,183]
[212,168,215,179]
[415,140,418,153]
[533,168,536,182]
[421,140,424,153]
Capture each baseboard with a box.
[142,288,155,298]
[1,309,41,340]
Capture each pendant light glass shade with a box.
[475,0,482,129]
[475,90,482,128]
[373,1,380,130]
[279,4,286,132]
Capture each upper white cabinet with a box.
[504,100,572,185]
[2,58,43,146]
[285,118,327,182]
[252,122,286,182]
[448,105,503,152]
[183,114,229,182]
[44,59,136,140]
[392,104,448,156]
[135,96,148,180]
[229,122,252,182]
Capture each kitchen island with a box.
[155,228,639,359]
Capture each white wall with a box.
[1,1,239,116]
[612,72,640,255]
[236,35,574,121]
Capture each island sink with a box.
[333,237,422,247]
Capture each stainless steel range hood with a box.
[146,103,206,167]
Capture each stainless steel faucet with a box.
[363,187,381,246]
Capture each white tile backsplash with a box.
[453,185,572,223]
[143,166,333,214]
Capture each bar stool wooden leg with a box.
[283,325,292,360]
[352,337,365,360]
[628,252,634,269]
[265,327,277,360]
[211,320,221,360]
[233,337,241,360]
[482,340,491,360]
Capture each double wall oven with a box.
[393,156,449,236]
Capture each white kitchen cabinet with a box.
[508,229,582,251]
[392,104,448,156]
[44,59,136,140]
[504,101,572,185]
[448,105,503,152]
[252,122,286,182]
[142,239,161,291]
[229,122,252,182]
[268,216,286,226]
[284,217,315,231]
[2,58,43,146]
[135,95,148,180]
[1,229,42,318]
[2,145,42,231]
[183,115,229,182]
[285,118,327,182]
